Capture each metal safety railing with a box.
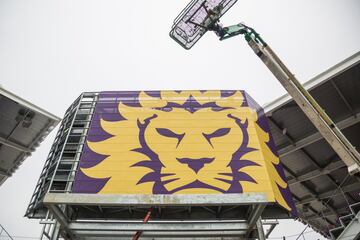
[26,92,99,219]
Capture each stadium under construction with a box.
[21,52,360,240]
[0,0,359,238]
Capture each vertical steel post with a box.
[256,218,266,240]
[50,221,61,240]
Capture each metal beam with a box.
[330,79,355,117]
[306,206,349,221]
[288,159,344,185]
[265,221,278,238]
[296,182,360,206]
[46,205,69,229]
[306,212,335,221]
[46,205,75,240]
[268,117,296,144]
[336,211,360,240]
[0,168,9,177]
[0,136,33,153]
[0,86,61,122]
[292,193,337,228]
[44,193,269,206]
[271,115,353,214]
[0,224,14,240]
[253,36,360,172]
[271,108,360,230]
[72,230,248,238]
[296,149,356,204]
[290,176,341,228]
[282,164,339,224]
[50,221,61,240]
[69,221,249,232]
[278,112,360,157]
[256,218,266,240]
[269,117,344,196]
[263,52,360,113]
[67,220,251,238]
[245,204,266,237]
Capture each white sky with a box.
[0,0,359,239]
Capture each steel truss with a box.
[41,193,279,239]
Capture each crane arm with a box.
[215,23,360,175]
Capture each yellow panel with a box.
[73,90,295,213]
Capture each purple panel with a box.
[72,92,133,193]
[72,90,297,217]
[243,92,297,217]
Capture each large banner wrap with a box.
[73,90,296,216]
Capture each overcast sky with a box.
[0,0,359,239]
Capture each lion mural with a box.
[73,90,294,213]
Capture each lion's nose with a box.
[176,158,215,173]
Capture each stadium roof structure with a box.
[264,51,360,236]
[0,87,60,186]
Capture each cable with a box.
[268,230,317,239]
[295,225,309,240]
[320,175,351,225]
[324,175,350,206]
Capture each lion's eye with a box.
[203,128,231,147]
[156,128,185,147]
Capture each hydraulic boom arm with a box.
[215,23,360,175]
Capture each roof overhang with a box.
[0,86,61,185]
[264,51,360,236]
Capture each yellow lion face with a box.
[76,90,293,213]
[145,108,244,193]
